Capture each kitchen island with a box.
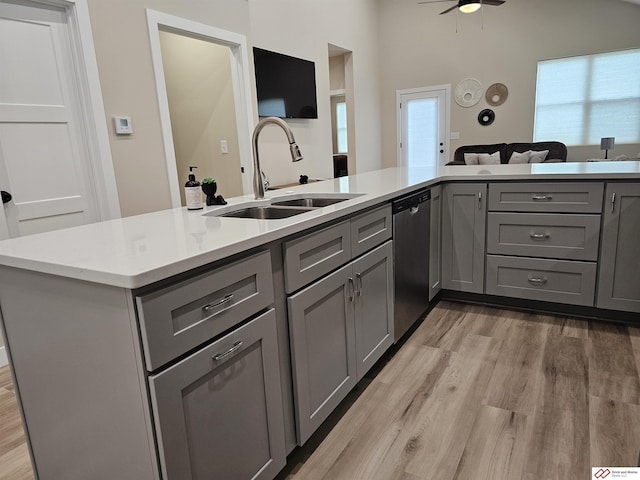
[1,162,639,480]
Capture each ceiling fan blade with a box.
[418,0,455,4]
[482,0,506,5]
[439,4,459,14]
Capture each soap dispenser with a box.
[184,166,203,210]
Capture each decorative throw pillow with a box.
[508,151,531,164]
[528,149,549,163]
[478,151,501,165]
[463,153,479,165]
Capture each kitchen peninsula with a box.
[1,163,639,480]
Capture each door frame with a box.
[396,84,451,167]
[1,0,121,225]
[146,10,255,207]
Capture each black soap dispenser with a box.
[184,166,203,210]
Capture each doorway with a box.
[328,44,355,176]
[397,85,450,167]
[0,0,119,240]
[147,10,254,207]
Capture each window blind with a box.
[533,49,640,146]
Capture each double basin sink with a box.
[204,193,362,220]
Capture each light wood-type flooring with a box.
[277,301,640,480]
[1,301,640,480]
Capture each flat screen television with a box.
[253,47,318,119]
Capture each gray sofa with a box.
[447,141,567,165]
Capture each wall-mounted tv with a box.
[253,47,318,119]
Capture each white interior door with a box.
[0,1,100,239]
[398,85,450,167]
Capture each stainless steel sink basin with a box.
[220,206,314,219]
[271,197,349,208]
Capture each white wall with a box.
[86,0,381,214]
[377,0,640,166]
[248,0,381,186]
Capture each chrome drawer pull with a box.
[203,294,234,312]
[478,191,482,210]
[356,273,362,296]
[529,231,550,240]
[212,341,243,361]
[611,192,616,213]
[532,194,552,201]
[527,276,547,285]
[348,277,355,302]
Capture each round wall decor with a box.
[454,78,483,107]
[478,109,495,126]
[485,83,508,106]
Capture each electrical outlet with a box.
[220,140,228,154]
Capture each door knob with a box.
[1,191,11,204]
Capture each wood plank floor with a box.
[277,301,640,480]
[1,301,639,480]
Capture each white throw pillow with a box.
[463,153,479,165]
[528,149,549,163]
[508,151,531,164]
[478,151,501,165]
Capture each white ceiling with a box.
[621,0,640,4]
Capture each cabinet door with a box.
[429,184,442,300]
[149,309,286,480]
[353,241,394,380]
[597,183,640,313]
[442,183,487,293]
[288,264,356,445]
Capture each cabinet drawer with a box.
[488,182,603,213]
[350,204,392,258]
[487,213,601,261]
[486,255,596,306]
[284,221,351,293]
[136,250,274,371]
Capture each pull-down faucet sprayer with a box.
[252,117,303,200]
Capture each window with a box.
[336,100,348,153]
[533,49,640,146]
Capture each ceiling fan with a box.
[418,0,505,15]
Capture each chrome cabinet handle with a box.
[611,192,616,213]
[529,231,550,240]
[356,273,362,297]
[212,340,243,361]
[348,277,355,302]
[527,276,547,285]
[532,194,552,201]
[202,294,234,313]
[478,191,482,210]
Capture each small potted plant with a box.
[201,177,217,206]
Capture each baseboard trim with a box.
[0,347,7,367]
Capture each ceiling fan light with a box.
[459,0,481,13]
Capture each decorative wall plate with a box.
[478,109,495,126]
[454,78,483,107]
[485,83,508,106]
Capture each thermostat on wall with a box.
[113,116,133,135]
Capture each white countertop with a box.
[1,162,639,289]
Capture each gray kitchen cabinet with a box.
[287,263,356,444]
[353,241,394,379]
[429,184,442,300]
[288,241,393,444]
[486,255,597,306]
[597,183,640,313]
[149,309,286,480]
[442,183,487,293]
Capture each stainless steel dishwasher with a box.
[392,188,430,342]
